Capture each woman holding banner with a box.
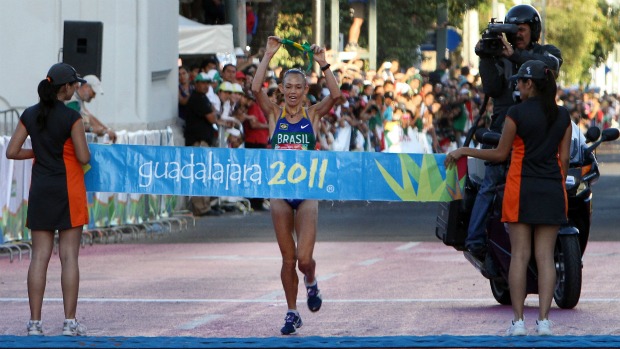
[6,63,91,336]
[445,60,571,336]
[251,36,342,335]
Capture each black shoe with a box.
[280,312,302,335]
[305,277,322,312]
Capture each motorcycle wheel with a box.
[553,234,582,309]
[490,278,511,305]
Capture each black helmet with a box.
[504,4,542,44]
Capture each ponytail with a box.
[36,79,62,130]
[533,68,558,130]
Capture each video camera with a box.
[476,19,518,58]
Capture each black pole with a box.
[463,94,491,147]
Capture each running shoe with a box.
[306,280,322,312]
[62,319,87,336]
[506,319,527,336]
[536,319,553,336]
[26,320,43,336]
[280,311,302,335]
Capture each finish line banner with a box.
[84,144,466,202]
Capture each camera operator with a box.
[466,4,563,257]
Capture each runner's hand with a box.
[311,44,327,66]
[265,36,282,56]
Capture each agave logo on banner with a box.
[374,154,465,202]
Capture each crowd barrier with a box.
[0,127,195,262]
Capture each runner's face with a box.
[281,73,308,107]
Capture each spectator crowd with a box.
[176,50,620,216]
[179,55,620,157]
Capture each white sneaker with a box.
[62,319,87,336]
[506,319,527,336]
[536,319,553,336]
[27,320,43,336]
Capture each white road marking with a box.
[358,258,383,266]
[317,273,339,281]
[256,290,283,300]
[177,314,223,330]
[395,242,420,251]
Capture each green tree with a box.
[545,0,601,84]
[254,0,283,56]
[254,0,483,69]
[591,1,620,68]
[253,0,620,83]
[349,0,483,66]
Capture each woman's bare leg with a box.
[508,223,532,321]
[28,230,55,320]
[534,225,559,320]
[58,227,83,319]
[270,199,298,310]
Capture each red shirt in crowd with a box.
[244,102,269,146]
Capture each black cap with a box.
[384,91,394,100]
[46,63,87,85]
[510,60,548,81]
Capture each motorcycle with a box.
[436,122,619,309]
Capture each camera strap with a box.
[500,58,513,81]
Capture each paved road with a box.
[0,154,618,344]
[2,239,620,339]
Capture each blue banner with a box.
[84,144,466,202]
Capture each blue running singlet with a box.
[270,107,316,150]
[271,107,316,209]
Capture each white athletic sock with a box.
[304,278,317,288]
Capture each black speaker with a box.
[63,21,103,79]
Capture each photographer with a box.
[465,4,563,257]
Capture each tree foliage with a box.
[591,0,620,67]
[345,0,483,67]
[255,0,483,69]
[273,12,314,69]
[545,0,601,84]
[252,0,620,83]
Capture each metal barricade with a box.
[0,108,20,136]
